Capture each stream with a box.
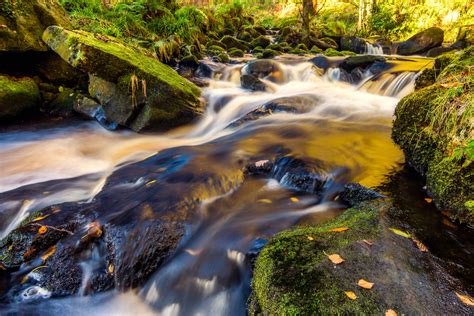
[0,55,472,315]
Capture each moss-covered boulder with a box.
[392,47,473,225]
[42,26,202,132]
[396,27,444,55]
[0,75,40,119]
[228,48,244,57]
[251,199,471,315]
[250,35,271,49]
[262,49,280,59]
[0,0,70,52]
[219,35,248,51]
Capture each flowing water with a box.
[0,56,470,315]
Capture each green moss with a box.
[216,53,230,63]
[250,35,271,49]
[0,75,40,119]
[228,48,244,57]
[310,45,323,54]
[262,49,280,59]
[220,35,248,51]
[296,43,308,51]
[392,47,473,225]
[252,200,386,315]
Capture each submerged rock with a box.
[392,47,473,225]
[396,27,444,55]
[251,199,472,315]
[242,59,284,83]
[0,75,40,120]
[241,74,266,92]
[42,26,202,132]
[0,0,70,52]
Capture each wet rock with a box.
[179,55,200,69]
[42,26,202,132]
[34,53,87,87]
[44,87,77,117]
[308,55,330,70]
[426,46,456,58]
[338,183,385,207]
[0,75,40,120]
[241,74,266,92]
[262,49,280,59]
[242,59,284,83]
[340,36,368,54]
[0,0,70,52]
[367,60,391,75]
[228,48,244,57]
[340,55,385,72]
[245,160,274,176]
[195,61,225,78]
[396,27,444,55]
[251,199,472,315]
[414,68,436,90]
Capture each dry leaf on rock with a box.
[344,291,357,300]
[307,236,314,241]
[38,226,47,235]
[385,309,397,316]
[455,292,474,306]
[257,199,272,204]
[41,246,56,262]
[326,253,344,264]
[357,279,374,289]
[290,197,299,203]
[32,215,50,222]
[362,239,373,246]
[329,227,349,232]
[424,198,433,203]
[413,239,428,252]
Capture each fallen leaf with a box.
[86,221,102,238]
[424,198,433,203]
[145,180,157,187]
[357,279,374,289]
[442,218,457,229]
[32,215,50,222]
[38,226,47,235]
[42,191,50,195]
[108,264,114,274]
[290,197,299,203]
[20,274,29,284]
[30,265,48,274]
[455,292,474,306]
[184,248,202,256]
[344,291,357,300]
[257,199,272,204]
[329,227,349,232]
[0,263,6,270]
[41,246,56,262]
[327,253,344,265]
[385,309,397,316]
[23,247,36,258]
[255,160,269,167]
[363,239,373,246]
[307,236,314,241]
[51,206,61,213]
[413,239,428,252]
[389,228,411,238]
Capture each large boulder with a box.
[242,59,284,83]
[340,36,367,54]
[0,75,40,119]
[42,26,202,132]
[340,55,386,72]
[392,47,473,225]
[396,27,444,55]
[0,0,70,52]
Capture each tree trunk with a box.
[302,0,315,35]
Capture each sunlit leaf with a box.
[20,274,29,284]
[41,246,56,262]
[327,253,344,265]
[38,226,47,235]
[108,264,114,274]
[307,236,314,241]
[455,292,474,306]
[424,198,433,203]
[84,221,102,239]
[329,227,349,232]
[257,199,272,204]
[32,215,50,222]
[290,197,299,203]
[385,309,397,316]
[389,228,411,238]
[184,248,202,256]
[357,279,374,289]
[413,239,428,252]
[42,191,50,195]
[344,291,357,300]
[145,180,157,187]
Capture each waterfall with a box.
[364,43,384,55]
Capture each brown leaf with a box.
[0,263,6,270]
[363,239,373,246]
[413,239,428,252]
[385,309,397,316]
[442,218,457,229]
[327,253,344,265]
[38,226,48,235]
[41,246,56,262]
[85,221,102,239]
[357,279,374,289]
[344,291,357,300]
[424,198,433,203]
[329,227,349,232]
[455,292,474,306]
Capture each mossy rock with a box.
[323,48,346,56]
[392,47,473,225]
[179,55,200,68]
[238,31,253,43]
[219,35,248,51]
[0,0,71,52]
[254,53,264,59]
[262,49,280,59]
[42,26,202,132]
[253,26,267,36]
[251,199,472,314]
[310,46,323,54]
[250,35,271,49]
[0,75,40,120]
[206,39,226,50]
[295,43,308,51]
[252,46,264,54]
[288,48,306,55]
[228,48,244,58]
[216,53,230,63]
